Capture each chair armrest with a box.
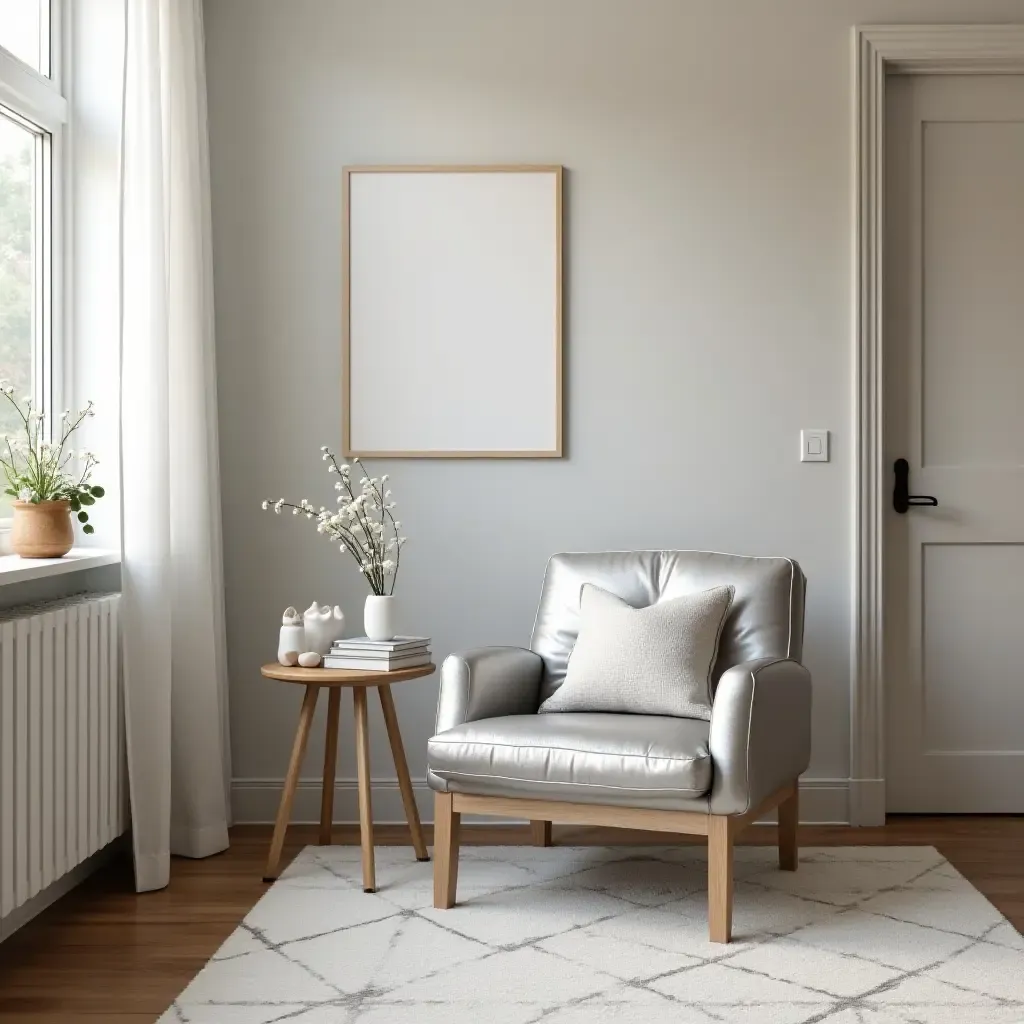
[434,646,544,735]
[708,657,812,816]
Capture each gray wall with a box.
[205,0,1024,823]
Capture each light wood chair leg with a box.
[319,687,341,846]
[433,792,461,909]
[378,684,429,861]
[778,783,799,871]
[353,686,376,892]
[708,816,734,943]
[264,685,319,882]
[530,820,552,847]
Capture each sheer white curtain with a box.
[119,0,231,892]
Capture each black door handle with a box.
[893,458,938,514]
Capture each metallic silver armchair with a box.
[427,551,811,942]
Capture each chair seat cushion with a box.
[428,713,712,810]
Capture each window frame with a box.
[0,1,69,525]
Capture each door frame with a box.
[852,24,1024,824]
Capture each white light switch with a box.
[801,429,829,463]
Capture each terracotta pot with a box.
[11,500,75,558]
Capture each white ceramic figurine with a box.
[303,602,346,656]
[277,607,305,666]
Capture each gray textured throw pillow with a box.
[538,583,734,720]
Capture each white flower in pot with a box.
[0,386,104,558]
[263,450,407,642]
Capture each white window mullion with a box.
[36,128,54,427]
[39,0,53,80]
[0,47,65,133]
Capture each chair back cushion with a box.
[530,550,805,704]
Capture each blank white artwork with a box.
[345,167,562,456]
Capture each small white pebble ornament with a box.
[298,651,322,668]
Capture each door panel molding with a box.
[852,24,1024,824]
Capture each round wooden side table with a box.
[260,662,435,891]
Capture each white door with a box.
[885,74,1024,813]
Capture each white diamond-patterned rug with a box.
[160,845,1023,1024]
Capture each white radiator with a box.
[0,593,125,925]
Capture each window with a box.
[0,1,48,75]
[0,2,65,519]
[0,113,38,448]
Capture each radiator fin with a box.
[0,593,124,922]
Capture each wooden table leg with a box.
[378,684,429,861]
[353,686,376,892]
[320,687,341,846]
[264,684,319,882]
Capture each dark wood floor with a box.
[0,817,1021,1022]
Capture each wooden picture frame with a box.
[342,165,563,458]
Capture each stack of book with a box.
[322,636,431,672]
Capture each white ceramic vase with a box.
[364,595,397,641]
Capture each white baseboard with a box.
[232,776,437,826]
[232,776,851,826]
[849,778,886,826]
[759,778,849,826]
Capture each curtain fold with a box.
[119,0,231,892]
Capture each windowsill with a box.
[0,548,121,585]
